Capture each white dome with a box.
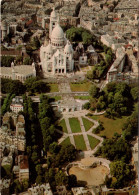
[64,41,72,53]
[51,23,64,39]
[50,7,56,18]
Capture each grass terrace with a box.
[60,137,71,146]
[59,119,68,133]
[69,117,81,133]
[48,83,59,92]
[74,96,90,100]
[74,135,87,151]
[70,82,92,92]
[52,96,61,101]
[89,115,128,138]
[87,135,100,150]
[82,117,94,131]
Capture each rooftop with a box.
[0,65,35,76]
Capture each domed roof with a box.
[50,7,56,18]
[64,41,72,53]
[51,23,64,39]
[45,41,53,53]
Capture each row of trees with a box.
[22,95,78,191]
[1,93,16,115]
[122,109,138,141]
[1,56,15,67]
[1,77,50,95]
[1,55,33,67]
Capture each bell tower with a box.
[49,7,57,38]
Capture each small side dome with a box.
[45,41,53,53]
[50,7,57,18]
[64,41,73,54]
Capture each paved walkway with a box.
[78,117,91,151]
[58,114,104,154]
[65,117,75,146]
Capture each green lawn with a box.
[48,84,59,92]
[82,117,94,131]
[74,135,87,151]
[59,119,68,133]
[87,135,100,150]
[52,96,61,101]
[70,82,92,92]
[89,115,128,138]
[69,117,81,133]
[74,96,90,100]
[60,137,71,146]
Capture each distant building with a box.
[79,54,88,66]
[1,112,26,151]
[0,179,10,195]
[71,187,92,195]
[28,183,53,195]
[18,155,29,182]
[13,155,29,182]
[0,62,36,82]
[10,97,24,114]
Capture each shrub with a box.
[83,102,91,110]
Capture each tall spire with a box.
[11,61,14,67]
[44,37,47,47]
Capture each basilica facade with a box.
[40,8,74,76]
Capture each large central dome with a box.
[51,23,64,39]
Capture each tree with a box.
[49,142,59,154]
[82,31,93,45]
[36,175,43,184]
[68,174,77,188]
[55,170,68,186]
[1,94,16,115]
[83,102,91,110]
[105,54,112,66]
[1,56,15,67]
[122,110,138,140]
[2,165,12,179]
[23,57,32,65]
[22,179,29,191]
[32,37,40,49]
[1,78,25,95]
[110,161,134,188]
[24,77,49,93]
[130,87,138,101]
[94,138,132,163]
[15,55,23,64]
[106,82,116,93]
[9,80,25,95]
[31,151,39,164]
[89,84,100,98]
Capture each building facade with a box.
[40,8,74,76]
[10,97,24,114]
[0,62,36,82]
